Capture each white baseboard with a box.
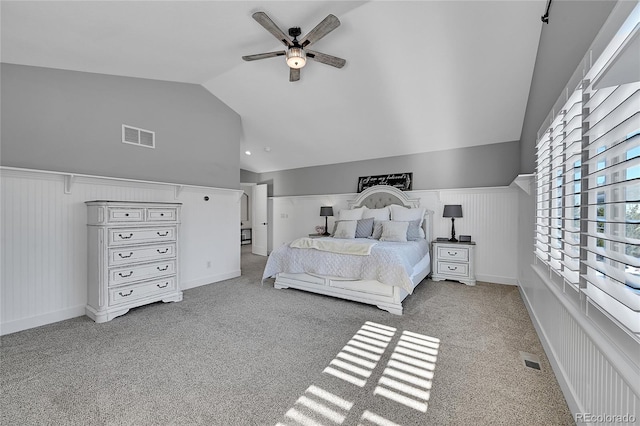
[1,269,242,335]
[181,270,241,291]
[0,305,86,336]
[475,274,517,285]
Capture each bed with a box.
[262,185,433,315]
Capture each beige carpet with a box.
[1,246,574,425]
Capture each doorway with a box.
[240,183,268,265]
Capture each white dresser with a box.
[431,241,476,286]
[85,200,183,323]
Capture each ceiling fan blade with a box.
[290,68,300,82]
[252,12,292,48]
[306,50,346,68]
[242,51,286,61]
[300,14,340,48]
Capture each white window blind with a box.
[536,84,583,286]
[535,6,640,334]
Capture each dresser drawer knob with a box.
[157,231,169,237]
[160,213,164,217]
[118,233,133,239]
[157,282,169,289]
[157,265,169,271]
[118,252,134,259]
[119,290,133,297]
[447,251,458,256]
[157,248,169,254]
[118,271,134,278]
[447,266,458,271]
[125,213,129,217]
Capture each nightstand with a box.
[431,240,476,286]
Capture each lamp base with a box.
[449,218,457,242]
[322,216,330,236]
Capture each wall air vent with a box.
[122,125,155,148]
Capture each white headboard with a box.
[347,185,434,242]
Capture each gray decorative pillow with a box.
[406,219,423,241]
[355,217,374,238]
[371,220,391,240]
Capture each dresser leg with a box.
[162,291,183,303]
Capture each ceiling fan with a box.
[242,12,346,82]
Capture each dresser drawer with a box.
[437,247,469,262]
[437,261,469,277]
[109,227,176,246]
[109,277,177,306]
[147,208,177,222]
[108,208,145,222]
[108,243,176,266]
[109,260,176,286]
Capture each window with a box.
[535,6,640,335]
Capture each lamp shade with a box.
[320,206,334,217]
[443,205,463,218]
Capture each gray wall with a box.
[519,0,617,173]
[258,140,520,197]
[240,169,259,184]
[1,64,241,188]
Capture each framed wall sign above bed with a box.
[357,173,412,193]
[262,185,433,315]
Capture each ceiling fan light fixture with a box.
[286,47,306,69]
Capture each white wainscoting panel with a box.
[521,268,639,422]
[0,168,242,335]
[270,186,519,285]
[428,188,519,284]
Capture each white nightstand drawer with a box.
[437,247,469,262]
[109,277,177,306]
[437,261,469,277]
[109,260,176,286]
[108,208,144,222]
[147,208,177,221]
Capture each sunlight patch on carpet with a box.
[278,322,440,425]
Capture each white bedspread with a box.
[262,237,430,294]
[290,237,377,255]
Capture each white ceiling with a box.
[1,1,545,173]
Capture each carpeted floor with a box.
[1,246,574,425]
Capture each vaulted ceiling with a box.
[1,1,545,173]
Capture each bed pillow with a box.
[355,217,375,238]
[372,219,423,240]
[380,221,409,242]
[389,205,426,227]
[333,220,358,239]
[370,220,390,240]
[338,207,365,221]
[406,219,424,241]
[333,218,374,238]
[362,206,390,221]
